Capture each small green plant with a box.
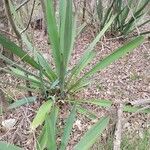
[0,0,149,149]
[96,0,150,36]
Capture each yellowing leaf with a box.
[31,100,52,130]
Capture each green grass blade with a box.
[31,100,52,130]
[60,105,76,150]
[123,105,150,113]
[45,106,59,150]
[60,0,74,67]
[74,117,109,150]
[0,141,22,150]
[69,79,91,93]
[0,34,51,80]
[45,0,60,75]
[76,22,87,37]
[8,97,37,109]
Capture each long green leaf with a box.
[68,99,112,108]
[36,52,57,81]
[69,99,150,114]
[31,100,52,130]
[0,53,44,82]
[60,105,76,150]
[74,117,109,150]
[45,0,60,75]
[45,106,59,150]
[63,0,74,67]
[37,125,47,150]
[123,105,150,113]
[8,97,37,109]
[1,68,42,86]
[85,36,144,77]
[0,34,39,69]
[0,141,22,150]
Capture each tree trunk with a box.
[0,0,13,66]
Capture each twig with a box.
[20,0,36,34]
[113,103,123,150]
[0,29,18,39]
[15,0,30,11]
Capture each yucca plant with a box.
[0,0,149,149]
[97,0,150,36]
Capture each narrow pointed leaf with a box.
[8,97,37,109]
[45,106,59,150]
[31,100,52,130]
[37,125,47,150]
[74,117,109,150]
[45,0,60,75]
[0,34,39,69]
[84,36,144,78]
[60,105,76,150]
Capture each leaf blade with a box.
[74,117,109,150]
[31,100,52,130]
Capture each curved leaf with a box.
[74,117,109,150]
[31,100,52,130]
[60,105,76,150]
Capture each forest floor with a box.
[0,24,150,149]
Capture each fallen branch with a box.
[130,99,150,106]
[113,103,123,150]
